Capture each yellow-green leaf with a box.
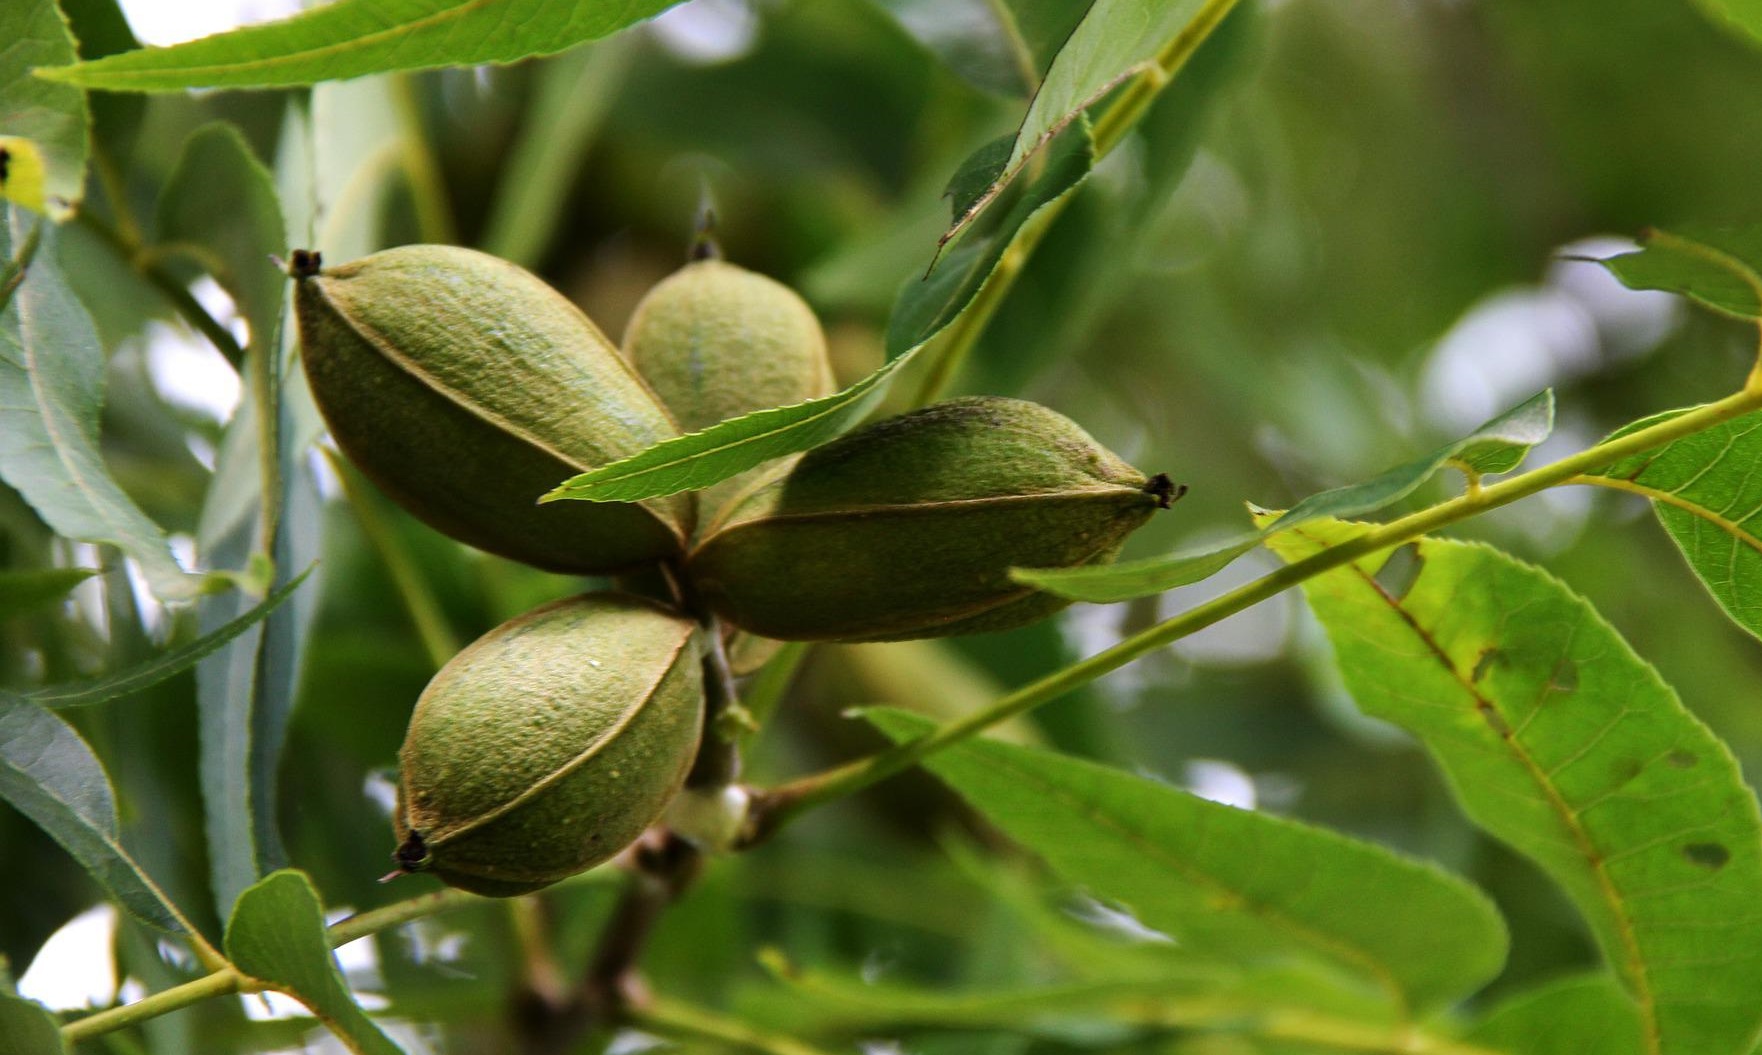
[1269,521,1762,1055]
[1583,407,1762,642]
[1468,973,1644,1055]
[35,0,686,92]
[0,139,50,215]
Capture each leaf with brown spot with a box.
[1269,519,1762,1055]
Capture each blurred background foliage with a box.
[6,0,1762,1050]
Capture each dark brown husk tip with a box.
[382,830,432,882]
[1146,473,1185,509]
[288,248,323,279]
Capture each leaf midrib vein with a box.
[56,0,509,83]
[1312,530,1660,1054]
[16,288,142,559]
[1575,474,1762,559]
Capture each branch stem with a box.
[62,886,484,1042]
[60,969,242,1043]
[73,211,246,368]
[508,895,569,1009]
[326,886,482,946]
[744,384,1762,841]
[688,622,744,789]
[911,204,1059,406]
[738,640,810,747]
[1141,1004,1504,1055]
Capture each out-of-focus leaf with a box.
[480,39,634,267]
[114,919,195,1055]
[57,0,139,60]
[0,0,87,214]
[942,133,1015,222]
[968,0,1253,400]
[1583,407,1762,642]
[57,0,145,168]
[35,0,686,92]
[1269,521,1762,1055]
[0,211,211,600]
[224,870,402,1055]
[0,568,97,620]
[756,948,1211,1029]
[753,951,1409,1046]
[868,708,1509,1010]
[196,356,326,924]
[0,993,65,1055]
[888,120,1094,358]
[944,0,1238,246]
[869,1,1056,97]
[1019,390,1555,602]
[1467,972,1644,1055]
[158,122,287,373]
[160,121,283,540]
[16,567,311,709]
[197,408,286,916]
[1690,0,1762,62]
[309,79,399,262]
[1599,225,1762,319]
[0,697,192,933]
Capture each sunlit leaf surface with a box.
[1270,521,1762,1055]
[36,0,686,91]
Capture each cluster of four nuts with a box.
[291,244,1169,894]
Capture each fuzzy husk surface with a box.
[624,259,835,523]
[687,396,1163,642]
[295,244,693,574]
[623,259,833,434]
[395,593,704,896]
